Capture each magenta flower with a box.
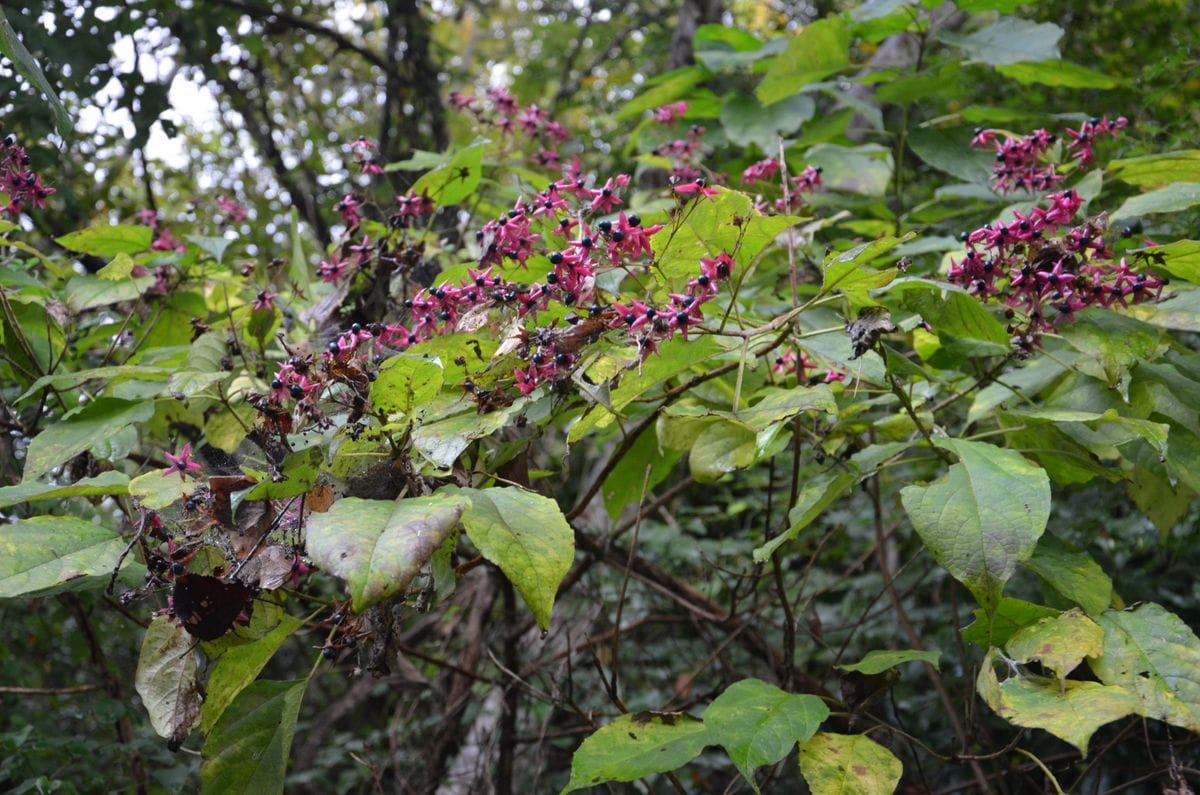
[652,101,689,124]
[253,291,277,311]
[163,443,203,480]
[674,178,719,200]
[216,194,247,223]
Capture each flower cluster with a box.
[739,159,822,213]
[971,116,1126,193]
[349,136,383,177]
[355,161,745,399]
[654,124,707,184]
[449,88,568,168]
[215,194,247,223]
[318,235,375,284]
[946,188,1165,348]
[653,101,689,124]
[136,208,187,253]
[0,134,55,218]
[771,348,846,384]
[394,191,434,227]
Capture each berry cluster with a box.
[0,134,55,218]
[971,116,1126,193]
[946,188,1165,349]
[450,88,568,169]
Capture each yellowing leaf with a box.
[798,731,902,795]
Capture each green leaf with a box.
[23,397,156,481]
[456,487,574,631]
[135,616,202,745]
[372,353,445,417]
[129,469,198,510]
[0,515,130,597]
[1136,240,1200,284]
[97,252,136,280]
[306,495,467,612]
[412,141,486,206]
[694,25,772,71]
[569,335,723,442]
[962,598,1059,647]
[385,149,450,172]
[188,234,232,265]
[1112,182,1200,221]
[1092,603,1200,733]
[823,233,915,293]
[805,143,894,196]
[705,679,829,793]
[1108,150,1200,189]
[836,649,942,675]
[899,281,1011,346]
[900,438,1051,610]
[689,419,757,483]
[756,16,850,105]
[561,712,710,793]
[720,385,837,431]
[1006,609,1104,681]
[412,402,524,468]
[616,66,708,121]
[55,224,152,257]
[995,60,1123,88]
[200,680,306,794]
[201,614,305,734]
[977,649,1138,755]
[1020,533,1113,615]
[0,471,129,509]
[1063,310,1164,392]
[65,273,157,311]
[721,93,814,151]
[647,187,799,286]
[753,470,857,562]
[908,127,995,184]
[938,17,1063,66]
[0,9,72,136]
[798,731,903,795]
[16,364,173,402]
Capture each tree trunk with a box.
[668,0,725,69]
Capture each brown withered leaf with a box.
[235,544,294,591]
[305,482,336,513]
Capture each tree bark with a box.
[668,0,725,69]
